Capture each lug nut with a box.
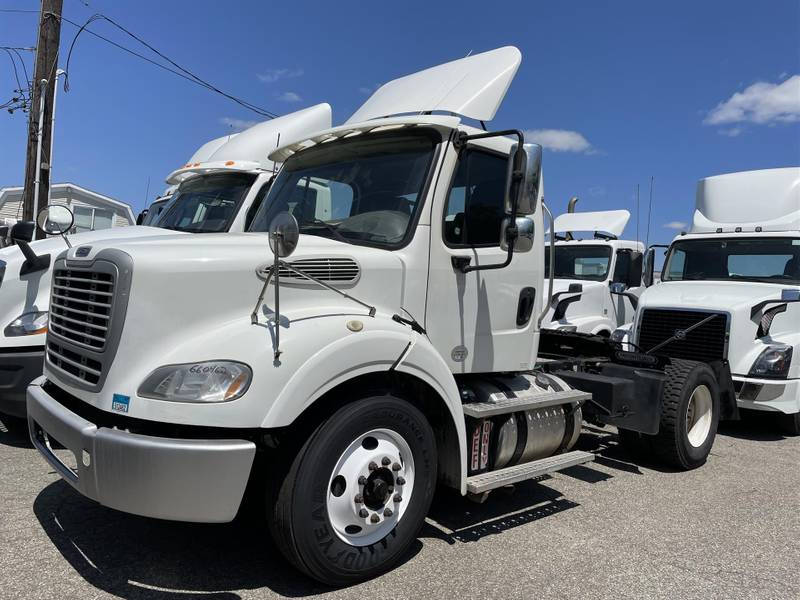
[370,513,380,524]
[358,475,367,485]
[359,508,369,518]
[354,494,363,504]
[381,456,391,466]
[396,476,406,486]
[368,461,378,471]
[391,462,401,471]
[393,494,402,503]
[383,508,393,517]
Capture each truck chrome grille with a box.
[49,269,113,350]
[46,254,131,392]
[278,257,359,283]
[46,340,103,385]
[638,309,728,363]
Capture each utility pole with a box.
[21,0,63,236]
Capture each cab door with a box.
[423,144,543,374]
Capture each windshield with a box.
[158,172,256,233]
[249,132,437,248]
[545,244,612,281]
[663,237,800,284]
[141,198,171,226]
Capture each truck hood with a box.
[63,231,406,330]
[0,226,178,348]
[636,280,800,376]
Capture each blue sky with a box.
[1,0,799,247]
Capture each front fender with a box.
[263,315,414,427]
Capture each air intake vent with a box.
[278,258,360,283]
[50,269,113,350]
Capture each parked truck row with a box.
[1,46,797,586]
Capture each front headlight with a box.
[748,344,793,379]
[5,311,48,336]
[138,361,252,403]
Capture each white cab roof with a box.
[346,46,521,124]
[554,209,630,238]
[187,134,238,164]
[692,167,800,233]
[166,103,332,183]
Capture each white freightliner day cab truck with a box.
[0,105,331,421]
[27,48,734,585]
[542,203,644,336]
[623,167,800,435]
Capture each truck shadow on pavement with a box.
[33,481,420,599]
[718,410,791,442]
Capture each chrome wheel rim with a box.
[686,384,713,448]
[326,428,414,546]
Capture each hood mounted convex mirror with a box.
[251,211,376,362]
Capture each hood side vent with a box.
[278,257,360,284]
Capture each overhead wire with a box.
[52,11,278,118]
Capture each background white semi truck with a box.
[627,167,800,434]
[543,203,644,336]
[0,104,331,420]
[27,48,734,585]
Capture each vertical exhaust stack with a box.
[565,196,579,239]
[567,196,579,213]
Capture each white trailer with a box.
[0,104,331,419]
[543,206,644,336]
[27,48,730,585]
[630,167,800,434]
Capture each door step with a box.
[462,389,590,418]
[465,450,594,494]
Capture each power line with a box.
[53,11,278,118]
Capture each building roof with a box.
[0,182,135,223]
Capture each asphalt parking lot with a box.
[1,412,798,600]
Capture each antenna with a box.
[636,183,640,245]
[144,176,151,209]
[273,133,281,175]
[645,176,654,248]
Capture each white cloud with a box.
[524,129,594,153]
[257,68,304,83]
[664,221,688,230]
[704,75,800,125]
[219,117,258,132]
[718,127,742,137]
[276,91,302,103]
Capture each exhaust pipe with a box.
[567,196,579,213]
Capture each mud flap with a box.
[710,360,739,421]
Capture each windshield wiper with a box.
[299,219,348,243]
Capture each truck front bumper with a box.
[0,347,44,418]
[27,379,257,523]
[734,376,800,415]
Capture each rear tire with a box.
[268,394,436,586]
[650,359,720,470]
[779,412,800,436]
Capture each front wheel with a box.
[268,394,436,586]
[650,359,720,470]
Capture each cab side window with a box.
[443,150,507,247]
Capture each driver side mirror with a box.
[136,209,149,225]
[643,247,656,287]
[504,143,542,216]
[10,221,34,244]
[500,216,534,252]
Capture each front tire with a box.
[651,359,720,470]
[268,394,436,586]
